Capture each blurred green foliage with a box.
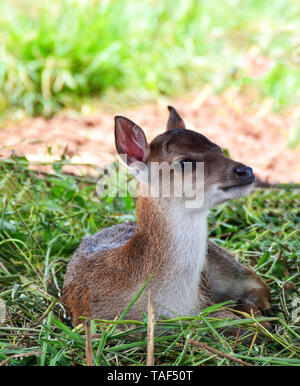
[0,0,300,116]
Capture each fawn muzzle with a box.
[219,162,255,191]
[234,166,255,184]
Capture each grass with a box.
[1,0,300,119]
[0,156,299,366]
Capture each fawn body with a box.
[62,107,270,326]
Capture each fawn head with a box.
[115,106,255,210]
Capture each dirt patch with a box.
[0,93,299,183]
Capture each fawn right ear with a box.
[115,116,150,165]
[166,106,187,131]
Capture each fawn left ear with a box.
[115,116,150,165]
[166,106,187,131]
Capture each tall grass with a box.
[1,0,300,116]
[0,157,299,365]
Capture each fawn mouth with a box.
[220,181,253,191]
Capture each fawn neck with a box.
[136,194,208,316]
[137,195,208,272]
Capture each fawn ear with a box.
[115,116,150,165]
[166,106,186,131]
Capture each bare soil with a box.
[0,92,299,183]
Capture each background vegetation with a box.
[1,0,300,117]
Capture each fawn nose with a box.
[234,166,255,184]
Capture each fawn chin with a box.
[62,105,270,330]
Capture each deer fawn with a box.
[62,106,270,327]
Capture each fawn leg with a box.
[205,240,271,329]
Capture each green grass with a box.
[1,0,300,118]
[0,157,299,366]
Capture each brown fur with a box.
[62,107,270,327]
[62,196,213,325]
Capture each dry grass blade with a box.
[248,309,259,352]
[0,351,42,366]
[233,328,241,350]
[147,289,155,366]
[85,319,93,366]
[189,340,253,366]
